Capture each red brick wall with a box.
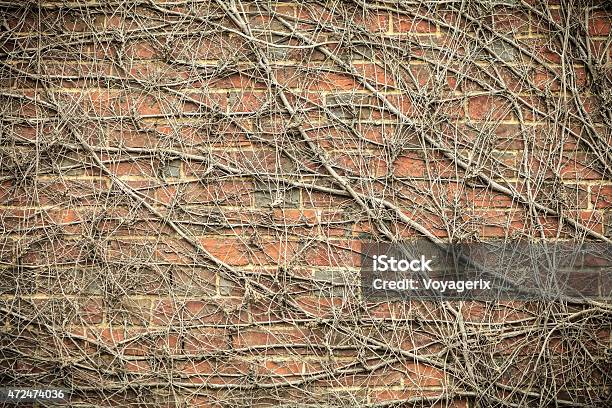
[1,1,610,407]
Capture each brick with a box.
[302,240,361,267]
[125,361,151,373]
[20,239,90,266]
[468,95,514,121]
[370,389,438,403]
[188,358,250,377]
[526,38,563,64]
[331,151,387,177]
[127,61,190,83]
[247,296,309,323]
[42,61,115,88]
[444,183,515,208]
[277,66,360,91]
[186,92,228,112]
[591,185,612,208]
[106,159,158,177]
[559,153,605,180]
[91,327,125,346]
[254,182,300,208]
[404,362,446,386]
[233,328,313,348]
[318,367,403,388]
[401,63,437,89]
[109,91,199,117]
[588,11,611,36]
[158,122,251,148]
[210,72,267,90]
[533,68,560,91]
[80,298,104,324]
[326,93,385,120]
[0,208,46,234]
[123,329,180,356]
[354,12,389,32]
[172,266,217,295]
[172,180,254,207]
[213,148,297,174]
[353,63,395,87]
[252,240,302,266]
[470,210,526,237]
[257,359,304,379]
[316,72,359,91]
[392,14,436,33]
[534,66,588,91]
[92,206,172,236]
[491,9,530,35]
[393,153,427,177]
[174,33,246,61]
[589,40,612,63]
[385,94,417,117]
[248,5,293,31]
[272,208,318,223]
[106,298,152,326]
[124,40,164,59]
[295,4,336,28]
[294,296,347,318]
[196,237,246,266]
[181,358,250,386]
[108,126,160,148]
[152,298,248,326]
[408,212,450,238]
[266,3,295,17]
[161,159,181,178]
[534,183,590,209]
[490,39,519,62]
[183,328,228,352]
[573,210,605,234]
[302,189,357,210]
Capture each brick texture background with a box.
[1,1,611,407]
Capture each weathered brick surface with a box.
[1,1,610,407]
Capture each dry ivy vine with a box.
[0,0,611,407]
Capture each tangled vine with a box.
[1,1,611,407]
